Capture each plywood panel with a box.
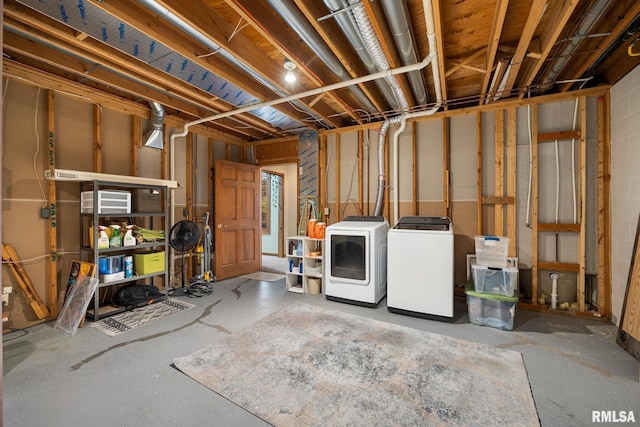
[617,214,640,360]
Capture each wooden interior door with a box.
[214,159,261,280]
[617,214,640,360]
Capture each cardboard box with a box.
[134,250,165,275]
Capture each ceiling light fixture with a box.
[284,59,296,83]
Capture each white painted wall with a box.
[610,64,640,325]
[263,163,298,245]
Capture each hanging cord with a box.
[629,36,640,57]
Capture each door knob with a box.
[217,223,226,228]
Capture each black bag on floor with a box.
[112,284,162,310]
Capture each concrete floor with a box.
[4,256,639,426]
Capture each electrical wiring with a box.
[341,149,361,218]
[3,73,103,111]
[1,251,79,265]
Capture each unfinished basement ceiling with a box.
[3,0,640,142]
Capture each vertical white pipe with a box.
[550,272,560,309]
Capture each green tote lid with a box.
[465,281,519,302]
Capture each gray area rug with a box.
[92,298,195,336]
[174,303,539,426]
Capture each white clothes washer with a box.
[387,216,454,321]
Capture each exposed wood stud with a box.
[494,110,505,235]
[482,196,515,204]
[477,112,483,235]
[186,132,194,280]
[319,134,327,223]
[131,115,140,177]
[578,96,587,312]
[597,93,612,318]
[531,104,539,304]
[335,134,341,222]
[93,104,102,173]
[443,117,450,218]
[46,90,57,317]
[412,121,418,216]
[507,107,517,257]
[358,130,363,216]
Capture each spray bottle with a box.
[123,225,136,246]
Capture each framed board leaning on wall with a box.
[617,215,640,360]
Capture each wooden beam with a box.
[412,121,418,216]
[538,130,581,143]
[2,244,51,320]
[507,107,517,257]
[561,1,640,93]
[443,117,450,218]
[538,261,580,273]
[319,134,327,223]
[430,0,448,105]
[597,93,611,318]
[537,223,581,233]
[185,133,194,280]
[161,131,169,180]
[494,110,505,235]
[446,47,488,78]
[516,0,582,98]
[477,112,483,235]
[480,0,509,105]
[3,60,246,145]
[531,104,540,304]
[384,130,390,220]
[358,130,364,217]
[482,196,514,205]
[502,0,548,96]
[335,134,341,222]
[578,96,587,312]
[46,90,58,317]
[93,105,102,173]
[131,115,140,177]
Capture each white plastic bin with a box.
[474,235,510,268]
[472,265,518,296]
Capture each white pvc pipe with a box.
[390,0,444,223]
[550,272,560,309]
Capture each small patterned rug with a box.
[174,303,540,426]
[241,271,285,282]
[92,298,195,336]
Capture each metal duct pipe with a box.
[348,0,410,217]
[265,0,378,113]
[542,0,611,86]
[380,0,428,105]
[138,0,329,129]
[143,101,164,149]
[323,0,400,111]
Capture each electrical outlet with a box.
[324,207,330,216]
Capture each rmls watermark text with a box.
[592,411,636,423]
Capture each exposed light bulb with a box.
[283,59,296,83]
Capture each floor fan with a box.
[169,220,200,296]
